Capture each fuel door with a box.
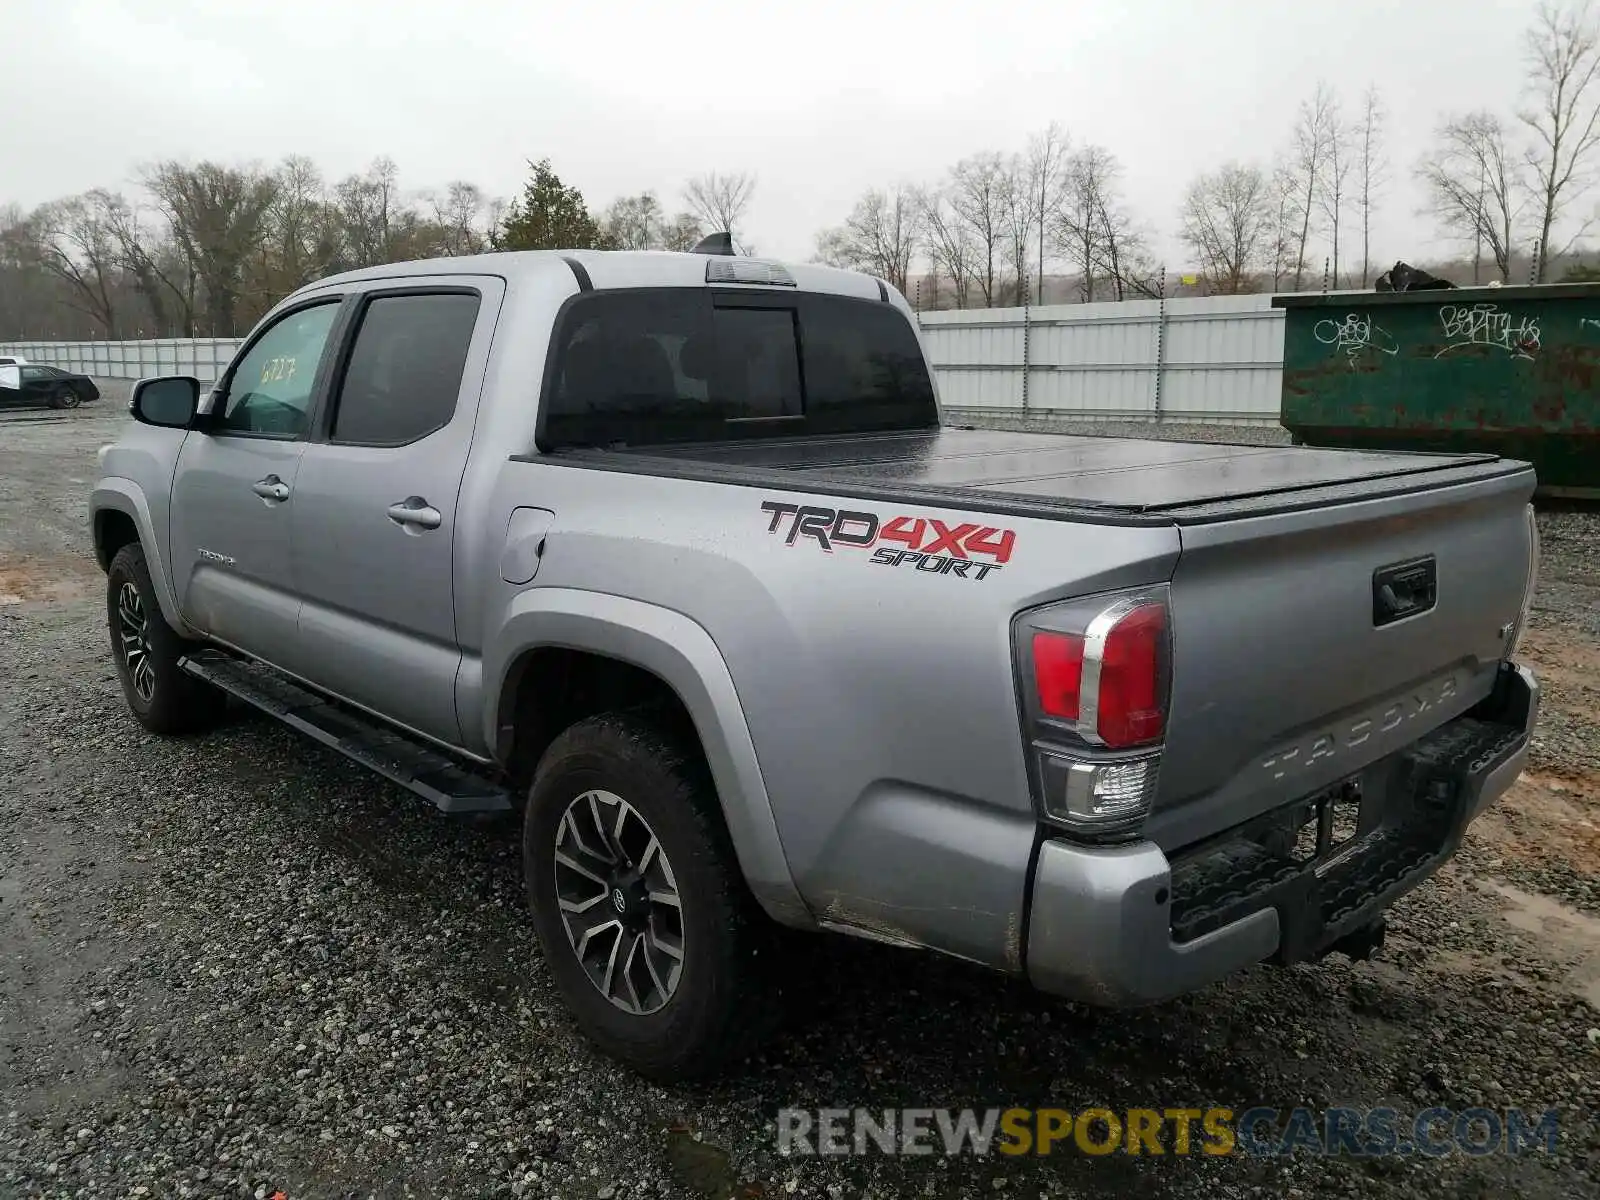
[500,507,556,585]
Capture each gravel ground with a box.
[2,397,1597,1200]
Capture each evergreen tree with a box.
[495,159,612,251]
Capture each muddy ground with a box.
[2,393,1597,1199]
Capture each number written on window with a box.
[218,303,340,437]
[260,357,299,385]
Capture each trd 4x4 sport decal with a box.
[759,501,1015,581]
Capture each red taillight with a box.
[1032,630,1084,720]
[1030,600,1167,748]
[1094,603,1166,747]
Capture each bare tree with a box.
[0,205,53,338]
[683,171,755,243]
[917,186,977,309]
[602,192,664,250]
[334,156,419,269]
[0,156,504,339]
[1094,197,1162,300]
[813,185,923,291]
[108,198,199,335]
[659,211,704,252]
[261,155,340,298]
[485,196,508,239]
[1520,0,1600,280]
[1027,123,1070,302]
[29,192,122,335]
[1355,86,1388,286]
[1418,112,1525,282]
[1315,97,1353,287]
[1287,82,1337,290]
[1178,162,1271,295]
[430,181,488,256]
[999,154,1034,304]
[947,152,1008,306]
[1055,145,1116,301]
[1266,159,1303,290]
[97,191,171,334]
[1052,146,1159,302]
[146,160,280,333]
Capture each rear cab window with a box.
[539,289,936,449]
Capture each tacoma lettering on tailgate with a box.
[1260,675,1461,780]
[759,501,1016,581]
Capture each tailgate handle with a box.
[1372,557,1437,627]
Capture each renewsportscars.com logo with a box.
[759,501,1017,582]
[775,1106,1561,1159]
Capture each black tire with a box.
[106,543,220,734]
[48,385,81,410]
[523,712,781,1081]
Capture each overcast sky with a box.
[1,0,1550,269]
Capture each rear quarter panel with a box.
[479,457,1180,963]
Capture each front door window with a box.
[215,303,341,437]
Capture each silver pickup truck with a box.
[92,248,1540,1080]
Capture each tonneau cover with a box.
[610,428,1525,519]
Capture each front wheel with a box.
[48,386,81,409]
[106,543,220,734]
[523,713,781,1081]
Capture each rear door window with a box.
[541,289,936,449]
[330,292,481,446]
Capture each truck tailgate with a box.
[1146,466,1537,851]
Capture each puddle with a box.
[1478,879,1600,1008]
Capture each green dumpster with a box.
[1275,283,1600,496]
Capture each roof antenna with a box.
[690,232,736,256]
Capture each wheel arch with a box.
[91,481,194,635]
[486,588,812,928]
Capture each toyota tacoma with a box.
[91,246,1540,1080]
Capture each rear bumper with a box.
[1026,662,1537,1007]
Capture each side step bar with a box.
[179,650,514,815]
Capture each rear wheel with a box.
[107,543,220,734]
[48,385,81,410]
[523,713,781,1080]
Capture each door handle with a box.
[386,497,442,530]
[252,475,290,502]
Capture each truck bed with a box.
[550,428,1531,524]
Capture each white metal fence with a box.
[919,294,1285,425]
[0,338,241,383]
[2,294,1288,424]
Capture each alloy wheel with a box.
[553,789,685,1015]
[116,582,155,702]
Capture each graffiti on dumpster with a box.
[1580,317,1600,336]
[1314,312,1399,369]
[1436,303,1541,360]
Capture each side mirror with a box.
[130,376,200,429]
